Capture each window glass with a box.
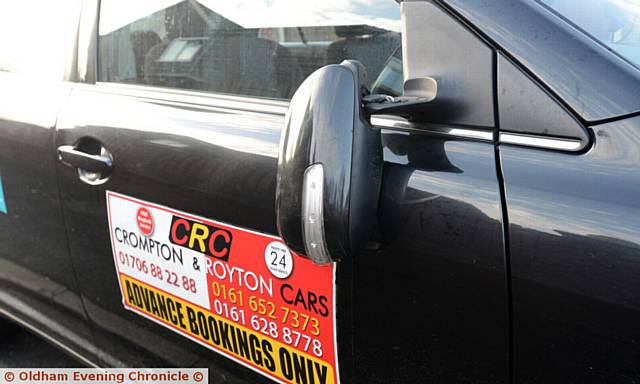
[540,0,640,69]
[0,1,80,79]
[99,0,402,99]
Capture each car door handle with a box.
[57,145,113,173]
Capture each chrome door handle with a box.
[57,145,113,173]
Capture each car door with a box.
[0,0,97,364]
[446,0,640,382]
[55,0,509,382]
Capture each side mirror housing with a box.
[276,61,382,264]
[364,76,437,117]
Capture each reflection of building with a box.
[99,1,238,87]
[100,0,402,99]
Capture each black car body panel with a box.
[501,116,640,383]
[0,0,639,383]
[54,85,286,380]
[0,76,97,365]
[445,0,640,123]
[356,131,508,382]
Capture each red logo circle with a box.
[136,207,154,236]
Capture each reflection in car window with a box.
[0,1,80,79]
[98,0,402,99]
[540,0,640,69]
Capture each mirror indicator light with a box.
[301,164,332,264]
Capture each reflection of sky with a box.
[408,170,500,220]
[540,0,640,68]
[0,75,65,128]
[159,106,283,158]
[449,0,640,121]
[406,141,501,220]
[506,183,640,246]
[100,0,183,35]
[0,1,79,79]
[63,91,283,158]
[100,0,400,35]
[501,118,640,248]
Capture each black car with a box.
[1,0,640,383]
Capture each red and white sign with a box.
[106,191,339,384]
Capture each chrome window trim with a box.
[498,132,583,151]
[371,116,494,141]
[82,83,585,151]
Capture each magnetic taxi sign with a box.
[106,191,339,384]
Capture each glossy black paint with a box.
[402,0,495,128]
[0,0,639,383]
[54,81,509,382]
[355,130,508,383]
[0,76,96,363]
[497,53,589,145]
[277,61,382,261]
[500,116,640,383]
[445,0,640,122]
[55,87,286,380]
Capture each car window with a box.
[0,1,80,79]
[540,0,640,69]
[98,0,402,99]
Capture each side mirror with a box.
[363,76,437,117]
[276,61,382,264]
